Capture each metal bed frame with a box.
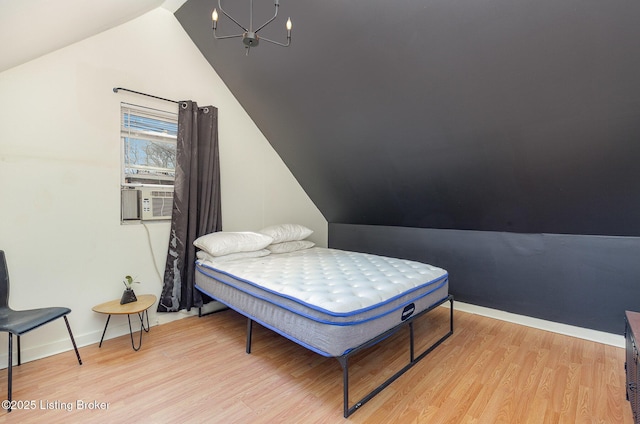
[244,294,454,418]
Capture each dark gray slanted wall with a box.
[177,0,640,237]
[329,223,640,335]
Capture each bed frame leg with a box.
[338,356,350,418]
[339,294,454,418]
[246,318,253,354]
[449,296,454,333]
[409,322,415,362]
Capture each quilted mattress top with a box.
[197,247,448,315]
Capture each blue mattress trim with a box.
[196,264,448,326]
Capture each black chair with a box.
[0,250,82,412]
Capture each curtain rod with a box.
[113,87,179,104]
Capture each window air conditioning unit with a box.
[121,186,174,221]
[139,187,174,220]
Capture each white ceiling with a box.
[0,0,187,73]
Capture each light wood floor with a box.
[0,307,634,423]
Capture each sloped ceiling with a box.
[0,0,185,72]
[176,0,640,236]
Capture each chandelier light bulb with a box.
[212,9,219,22]
[286,17,292,31]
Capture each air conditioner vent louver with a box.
[150,190,173,198]
[151,196,172,218]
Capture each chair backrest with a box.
[0,251,10,307]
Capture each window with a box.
[120,103,178,222]
[121,103,178,186]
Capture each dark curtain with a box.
[158,101,222,312]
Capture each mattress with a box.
[195,247,449,357]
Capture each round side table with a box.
[92,294,157,351]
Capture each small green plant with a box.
[122,275,140,289]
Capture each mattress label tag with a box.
[401,303,415,321]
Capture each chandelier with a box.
[211,0,292,54]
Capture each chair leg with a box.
[7,334,12,412]
[63,316,82,365]
[4,319,80,413]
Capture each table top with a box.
[92,294,157,315]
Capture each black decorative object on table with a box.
[120,288,137,305]
[120,275,139,305]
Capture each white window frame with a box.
[120,102,178,188]
[120,103,178,222]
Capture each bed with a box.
[193,227,453,417]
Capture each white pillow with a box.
[193,231,273,257]
[197,249,270,263]
[259,224,313,244]
[267,240,315,254]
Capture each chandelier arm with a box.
[213,33,245,40]
[217,0,248,32]
[254,4,279,34]
[259,36,291,48]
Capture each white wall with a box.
[0,8,326,365]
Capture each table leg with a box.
[98,315,112,348]
[127,309,150,351]
[140,309,150,333]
